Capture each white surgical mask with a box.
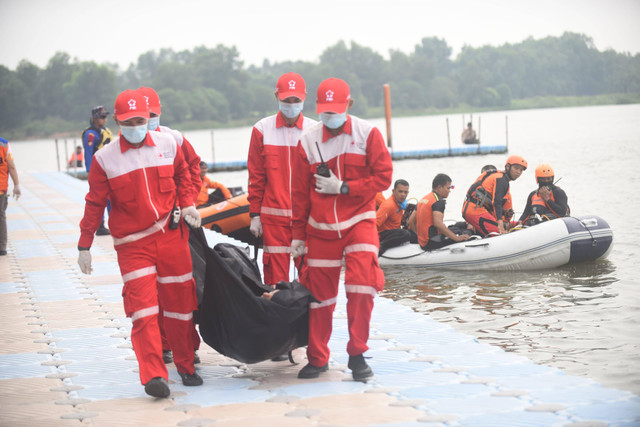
[147,116,160,131]
[279,101,304,119]
[120,124,148,143]
[319,112,347,129]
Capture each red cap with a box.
[138,87,162,115]
[275,72,306,101]
[114,89,150,121]
[316,78,351,113]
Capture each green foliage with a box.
[1,32,639,139]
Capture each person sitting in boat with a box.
[481,164,497,174]
[195,161,232,207]
[461,122,479,145]
[517,163,569,226]
[462,155,527,236]
[413,174,471,250]
[67,146,84,168]
[376,179,417,253]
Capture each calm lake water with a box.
[11,104,640,394]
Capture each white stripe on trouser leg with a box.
[345,284,377,297]
[157,272,193,284]
[310,296,338,309]
[163,310,194,321]
[131,305,159,322]
[344,243,378,254]
[122,266,157,283]
[263,245,291,254]
[307,258,342,268]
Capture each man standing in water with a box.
[77,89,203,398]
[291,77,393,381]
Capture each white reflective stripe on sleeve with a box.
[122,266,157,283]
[163,310,194,321]
[308,211,376,232]
[157,272,193,284]
[345,284,378,297]
[113,214,170,246]
[307,258,342,268]
[344,243,378,254]
[131,305,159,322]
[310,296,338,309]
[260,206,292,217]
[263,245,290,254]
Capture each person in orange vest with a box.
[462,155,527,236]
[1,136,21,256]
[195,161,232,207]
[376,179,410,232]
[415,173,470,250]
[67,146,84,168]
[518,163,569,226]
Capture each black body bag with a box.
[189,227,317,364]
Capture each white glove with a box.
[181,206,201,228]
[12,184,21,201]
[314,170,342,194]
[291,239,307,258]
[78,250,92,275]
[250,216,263,237]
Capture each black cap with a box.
[91,106,108,119]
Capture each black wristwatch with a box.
[340,181,349,195]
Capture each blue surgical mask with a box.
[147,116,160,131]
[319,112,347,129]
[399,200,408,210]
[279,101,304,119]
[120,124,148,143]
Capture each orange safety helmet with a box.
[506,155,528,170]
[535,163,554,182]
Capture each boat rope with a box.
[570,216,598,247]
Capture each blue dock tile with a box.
[570,399,640,424]
[61,347,131,363]
[75,382,146,401]
[374,370,462,388]
[458,410,567,427]
[68,370,140,388]
[401,382,495,400]
[0,353,53,379]
[425,394,529,416]
[172,387,273,406]
[277,379,369,398]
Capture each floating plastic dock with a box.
[1,171,638,426]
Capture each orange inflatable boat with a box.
[198,193,256,244]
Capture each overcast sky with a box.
[1,0,639,71]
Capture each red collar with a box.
[120,133,155,153]
[276,111,304,129]
[322,115,352,142]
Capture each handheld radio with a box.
[315,141,330,177]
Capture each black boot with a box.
[297,363,328,379]
[348,354,373,381]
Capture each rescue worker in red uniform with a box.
[137,87,203,366]
[291,78,393,381]
[462,155,527,236]
[518,163,569,226]
[77,89,203,398]
[1,136,21,256]
[415,173,470,250]
[248,72,317,286]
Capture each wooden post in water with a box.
[505,115,509,151]
[383,84,392,149]
[446,118,452,156]
[63,139,69,173]
[55,139,60,172]
[477,116,482,154]
[210,130,215,170]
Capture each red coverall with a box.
[292,116,393,366]
[78,131,197,385]
[248,112,317,285]
[154,125,203,355]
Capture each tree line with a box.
[1,32,638,137]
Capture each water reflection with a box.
[380,259,638,394]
